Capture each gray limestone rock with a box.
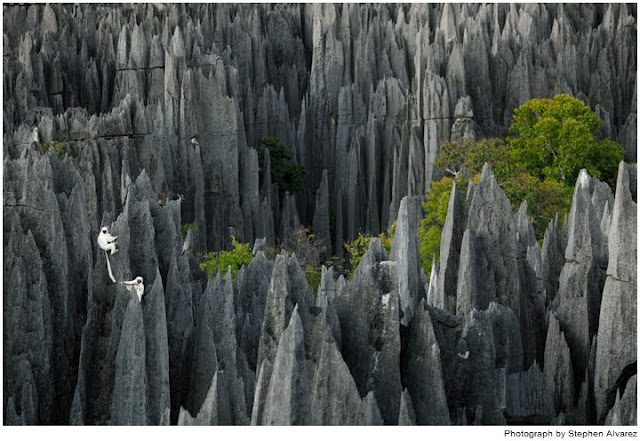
[541,215,567,306]
[251,251,314,424]
[186,276,218,417]
[142,270,171,425]
[178,372,219,425]
[310,330,360,425]
[2,3,637,426]
[604,375,637,426]
[506,362,554,424]
[594,162,637,422]
[390,196,424,326]
[209,270,248,425]
[398,389,416,426]
[450,96,479,142]
[461,164,520,318]
[334,239,402,424]
[544,312,575,414]
[454,310,505,425]
[405,300,450,425]
[556,170,609,381]
[261,307,311,425]
[356,391,384,425]
[110,298,147,425]
[165,255,195,422]
[237,252,273,372]
[312,169,331,259]
[426,257,439,306]
[436,180,466,314]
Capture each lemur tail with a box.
[105,251,117,283]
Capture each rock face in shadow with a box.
[310,330,361,425]
[405,300,450,425]
[334,240,402,424]
[110,298,146,425]
[2,3,636,426]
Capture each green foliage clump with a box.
[181,223,198,241]
[343,222,395,277]
[418,94,623,276]
[199,236,253,279]
[509,94,624,188]
[501,172,573,231]
[42,142,64,154]
[258,137,307,197]
[435,137,571,240]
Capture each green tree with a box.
[199,236,253,278]
[419,95,623,274]
[509,94,624,187]
[434,137,572,242]
[258,137,307,197]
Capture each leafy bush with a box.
[258,137,307,197]
[199,236,253,278]
[343,222,395,277]
[501,172,573,233]
[181,223,198,241]
[42,142,64,154]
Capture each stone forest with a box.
[2,4,637,426]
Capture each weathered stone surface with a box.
[335,240,402,424]
[390,196,424,326]
[165,254,195,423]
[556,170,609,381]
[312,169,331,259]
[261,307,311,425]
[436,180,466,314]
[237,252,273,373]
[541,214,567,306]
[178,372,219,426]
[454,310,505,425]
[143,270,170,425]
[405,300,450,425]
[398,389,416,426]
[506,362,554,424]
[2,3,637,426]
[310,329,360,425]
[459,164,520,319]
[110,297,147,425]
[356,391,384,425]
[594,162,637,422]
[251,251,314,424]
[544,312,575,414]
[186,276,219,417]
[604,375,637,426]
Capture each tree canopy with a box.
[258,137,306,197]
[418,94,623,275]
[508,94,624,187]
